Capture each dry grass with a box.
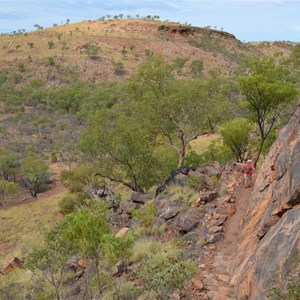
[190,134,220,154]
[0,193,65,265]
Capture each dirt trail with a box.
[0,163,67,210]
[199,175,256,300]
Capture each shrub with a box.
[60,166,95,193]
[157,24,166,31]
[117,282,141,299]
[186,175,205,191]
[269,280,300,300]
[58,193,86,215]
[190,59,204,77]
[131,238,176,262]
[185,150,203,169]
[114,61,125,75]
[48,41,55,49]
[220,118,253,162]
[137,247,197,298]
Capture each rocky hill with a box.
[232,102,300,299]
[0,19,294,85]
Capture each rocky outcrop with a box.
[0,257,24,275]
[232,104,300,299]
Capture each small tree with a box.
[26,224,73,300]
[0,151,19,181]
[239,54,298,166]
[190,59,204,77]
[221,118,253,162]
[114,61,125,75]
[21,155,49,198]
[0,180,19,207]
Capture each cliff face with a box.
[232,103,300,299]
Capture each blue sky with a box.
[0,0,299,42]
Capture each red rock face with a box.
[232,104,300,299]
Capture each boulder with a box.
[177,208,200,234]
[131,192,152,204]
[0,257,24,275]
[208,226,223,234]
[199,191,218,203]
[159,202,180,220]
[206,232,223,244]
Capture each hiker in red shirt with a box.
[243,160,255,188]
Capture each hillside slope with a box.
[0,19,294,85]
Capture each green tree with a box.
[221,118,253,162]
[49,83,89,113]
[21,155,49,198]
[190,59,204,77]
[81,107,166,192]
[0,179,19,207]
[26,224,73,300]
[128,56,228,167]
[61,206,133,296]
[0,151,19,181]
[239,54,298,166]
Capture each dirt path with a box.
[199,175,256,300]
[0,163,67,210]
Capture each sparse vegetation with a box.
[0,17,299,300]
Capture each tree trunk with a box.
[178,131,186,168]
[178,148,186,168]
[254,138,265,167]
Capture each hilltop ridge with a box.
[0,19,294,85]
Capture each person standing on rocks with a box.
[243,160,255,188]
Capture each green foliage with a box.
[83,42,101,58]
[49,82,90,113]
[198,139,233,166]
[239,53,298,165]
[185,150,203,169]
[81,106,168,192]
[114,61,125,75]
[291,44,300,67]
[60,166,96,193]
[157,24,166,31]
[27,41,34,48]
[186,175,205,190]
[221,118,253,162]
[26,224,74,300]
[0,179,18,196]
[131,202,157,227]
[210,175,220,185]
[62,207,110,257]
[47,56,55,66]
[128,56,230,167]
[173,57,188,73]
[131,238,178,262]
[0,151,19,180]
[58,193,86,215]
[117,282,141,299]
[136,243,197,298]
[190,59,204,77]
[21,155,49,198]
[269,280,300,300]
[187,38,200,48]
